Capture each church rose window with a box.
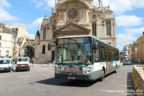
[67,8,78,19]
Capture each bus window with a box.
[94,48,99,62]
[99,46,105,61]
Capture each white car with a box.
[16,57,30,71]
[0,58,13,72]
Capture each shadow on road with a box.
[35,78,100,87]
[0,71,11,73]
[127,72,136,96]
[35,72,117,87]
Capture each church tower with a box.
[34,0,116,64]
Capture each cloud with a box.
[93,0,144,15]
[31,0,144,15]
[117,27,144,50]
[132,0,144,8]
[32,0,55,10]
[25,18,43,39]
[116,15,143,26]
[0,0,11,8]
[0,0,19,22]
[0,8,19,22]
[11,17,43,29]
[27,17,43,29]
[26,32,35,39]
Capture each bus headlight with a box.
[83,66,92,74]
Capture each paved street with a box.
[0,65,135,96]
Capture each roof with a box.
[54,23,90,33]
[23,41,35,48]
[0,23,11,33]
[36,30,40,36]
[56,0,89,10]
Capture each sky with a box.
[0,0,144,50]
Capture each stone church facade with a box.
[34,0,116,64]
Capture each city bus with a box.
[55,35,120,81]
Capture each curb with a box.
[131,71,142,96]
[30,64,54,67]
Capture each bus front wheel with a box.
[100,69,105,81]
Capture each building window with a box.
[6,50,9,56]
[106,21,111,36]
[48,43,51,50]
[92,22,97,36]
[67,8,78,19]
[43,27,46,40]
[0,36,1,40]
[42,45,45,54]
[59,15,63,21]
[92,15,96,19]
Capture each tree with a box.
[24,45,34,58]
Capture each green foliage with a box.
[24,45,34,58]
[26,38,35,41]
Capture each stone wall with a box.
[132,65,144,96]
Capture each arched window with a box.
[106,21,111,36]
[42,45,45,54]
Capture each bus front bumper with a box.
[55,70,102,81]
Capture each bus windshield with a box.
[56,37,93,64]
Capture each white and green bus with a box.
[55,36,119,81]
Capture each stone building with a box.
[121,45,130,61]
[129,42,138,63]
[0,23,14,57]
[7,24,27,59]
[137,33,144,63]
[34,0,116,64]
[128,33,144,63]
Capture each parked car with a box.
[123,60,131,65]
[0,58,13,72]
[16,57,30,71]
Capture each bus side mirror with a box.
[93,42,98,49]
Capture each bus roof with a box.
[57,35,119,50]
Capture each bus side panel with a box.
[101,61,116,75]
[88,63,104,81]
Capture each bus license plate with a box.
[67,77,76,80]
